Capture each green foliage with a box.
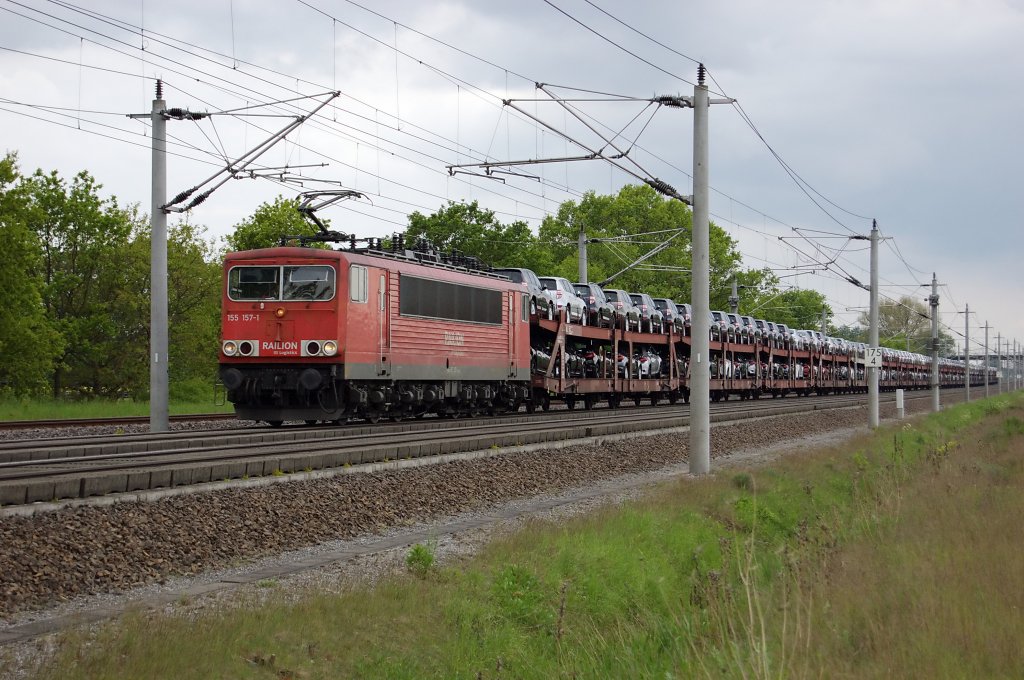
[0,153,223,400]
[22,165,146,396]
[0,153,63,395]
[406,200,553,272]
[751,287,831,330]
[224,195,319,251]
[490,564,553,629]
[852,294,954,353]
[406,542,436,578]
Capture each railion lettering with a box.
[262,341,299,351]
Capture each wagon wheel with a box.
[583,395,595,410]
[566,398,576,410]
[633,396,642,406]
[668,392,679,405]
[541,396,551,412]
[267,420,283,428]
[304,419,317,426]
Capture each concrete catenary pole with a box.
[820,306,828,336]
[728,278,739,314]
[964,304,970,402]
[930,273,940,412]
[984,322,990,398]
[868,220,879,428]
[577,222,587,284]
[150,80,169,433]
[1006,339,1011,391]
[996,332,1002,393]
[689,65,711,476]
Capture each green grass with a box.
[0,396,233,421]
[31,393,1024,679]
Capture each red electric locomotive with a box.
[219,245,532,425]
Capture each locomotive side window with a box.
[283,265,335,301]
[399,275,501,325]
[228,266,280,301]
[349,265,368,303]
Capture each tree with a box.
[225,195,320,252]
[0,153,63,395]
[538,184,765,307]
[21,167,141,397]
[857,295,934,353]
[406,201,553,273]
[121,221,223,400]
[750,288,832,330]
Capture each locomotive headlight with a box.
[322,340,338,356]
[222,340,238,356]
[275,307,286,318]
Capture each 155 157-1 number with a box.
[226,314,261,322]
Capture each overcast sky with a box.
[2,0,1022,353]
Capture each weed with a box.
[732,472,754,491]
[271,469,285,477]
[406,541,436,578]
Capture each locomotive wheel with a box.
[366,412,381,424]
[390,411,404,423]
[304,419,317,426]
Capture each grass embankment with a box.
[0,396,232,421]
[33,395,1024,678]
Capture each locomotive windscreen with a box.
[399,275,502,325]
[228,265,335,301]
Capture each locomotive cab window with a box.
[228,266,280,301]
[283,265,335,301]
[349,265,368,303]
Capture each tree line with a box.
[3,152,926,402]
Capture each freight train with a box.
[219,241,993,426]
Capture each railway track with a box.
[0,390,946,508]
[0,412,236,431]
